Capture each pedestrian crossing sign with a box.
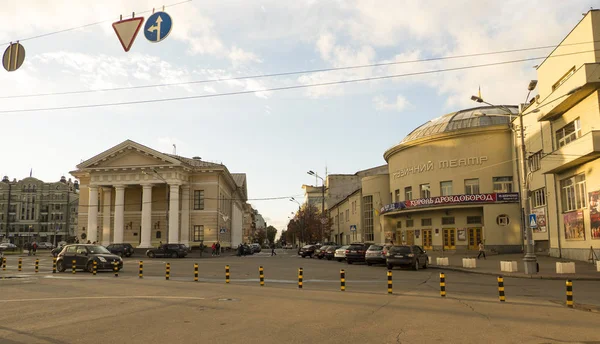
[528,214,537,229]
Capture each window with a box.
[362,195,374,241]
[193,190,205,210]
[529,151,542,172]
[556,118,581,148]
[405,187,412,201]
[531,188,546,208]
[552,66,576,91]
[442,217,455,225]
[421,218,432,226]
[334,215,338,227]
[352,201,356,214]
[420,184,431,199]
[396,221,402,229]
[440,181,453,196]
[406,219,414,227]
[345,209,349,221]
[465,179,479,195]
[560,174,586,212]
[496,214,510,226]
[340,212,344,224]
[493,177,513,193]
[156,231,162,239]
[193,225,204,242]
[394,189,400,202]
[467,216,482,224]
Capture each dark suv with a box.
[386,245,428,270]
[106,243,134,257]
[345,243,370,264]
[299,245,317,258]
[146,244,189,258]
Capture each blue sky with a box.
[0,0,597,233]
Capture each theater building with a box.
[380,106,522,253]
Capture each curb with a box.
[429,265,600,281]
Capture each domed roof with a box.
[401,105,518,144]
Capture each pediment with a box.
[76,140,182,170]
[93,150,170,168]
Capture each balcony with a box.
[537,63,600,121]
[541,130,600,174]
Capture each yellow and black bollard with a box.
[18,258,22,272]
[35,259,39,273]
[259,266,264,286]
[387,270,393,295]
[225,265,230,284]
[93,261,97,275]
[139,261,143,279]
[165,263,171,280]
[72,259,76,274]
[340,269,346,292]
[113,261,119,277]
[439,273,446,297]
[2,257,6,271]
[194,263,199,282]
[566,279,573,308]
[497,276,506,302]
[298,268,303,289]
[52,257,57,274]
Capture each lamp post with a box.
[307,171,325,242]
[290,197,304,245]
[143,169,169,243]
[471,80,539,274]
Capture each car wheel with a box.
[171,252,178,258]
[126,252,132,257]
[327,257,332,261]
[347,260,353,264]
[147,252,155,258]
[413,260,419,271]
[318,256,323,260]
[366,261,372,266]
[56,260,65,272]
[387,264,393,270]
[86,261,94,273]
[422,258,428,269]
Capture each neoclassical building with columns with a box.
[70,140,248,248]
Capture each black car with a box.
[56,244,123,273]
[386,245,428,270]
[146,244,189,258]
[106,243,135,257]
[299,245,317,258]
[324,245,340,260]
[314,245,330,259]
[345,243,370,264]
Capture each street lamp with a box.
[142,169,169,243]
[307,171,325,242]
[290,197,305,245]
[471,80,538,275]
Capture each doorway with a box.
[406,230,415,245]
[468,228,482,250]
[422,229,432,250]
[443,228,456,250]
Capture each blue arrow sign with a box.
[144,12,173,43]
[528,214,537,229]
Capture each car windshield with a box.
[348,244,364,250]
[368,245,383,251]
[338,246,349,250]
[302,245,313,249]
[390,246,412,254]
[88,245,111,254]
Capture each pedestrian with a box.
[26,242,31,256]
[211,242,216,256]
[271,243,276,256]
[477,241,486,259]
[216,242,221,256]
[32,242,38,256]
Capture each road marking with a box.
[0,295,206,303]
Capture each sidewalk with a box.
[428,252,600,281]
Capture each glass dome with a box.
[401,105,518,144]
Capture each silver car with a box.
[334,245,350,262]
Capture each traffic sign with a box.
[112,17,145,52]
[529,214,538,229]
[3,42,25,72]
[219,228,227,234]
[350,225,357,232]
[144,11,173,43]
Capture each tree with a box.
[255,228,266,245]
[266,225,277,244]
[287,203,334,244]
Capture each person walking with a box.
[216,242,221,256]
[32,242,38,256]
[477,241,486,259]
[211,242,216,256]
[271,243,276,256]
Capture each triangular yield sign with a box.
[112,17,145,52]
[530,217,536,227]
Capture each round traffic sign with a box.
[144,11,173,43]
[321,218,328,225]
[3,42,25,72]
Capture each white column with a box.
[102,187,112,246]
[168,184,180,243]
[139,184,153,248]
[180,185,190,246]
[87,186,98,243]
[113,185,125,243]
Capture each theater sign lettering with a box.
[392,156,489,179]
[379,193,519,214]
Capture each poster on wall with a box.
[563,210,585,241]
[589,190,600,239]
[532,207,547,233]
[457,229,466,241]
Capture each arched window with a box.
[156,231,162,239]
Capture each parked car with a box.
[299,245,317,258]
[146,244,189,258]
[324,245,340,260]
[386,245,429,270]
[250,243,261,253]
[56,244,122,273]
[334,245,350,262]
[314,245,330,259]
[365,244,392,266]
[345,243,370,264]
[37,242,54,249]
[106,243,135,257]
[0,243,18,252]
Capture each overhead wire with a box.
[2,48,600,115]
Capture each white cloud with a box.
[373,95,412,112]
[229,46,263,67]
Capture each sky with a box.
[0,0,597,236]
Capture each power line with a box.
[2,48,599,115]
[3,40,600,100]
[0,0,193,46]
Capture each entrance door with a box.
[443,229,456,250]
[468,228,482,250]
[422,229,432,250]
[406,230,415,245]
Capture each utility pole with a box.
[66,186,70,244]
